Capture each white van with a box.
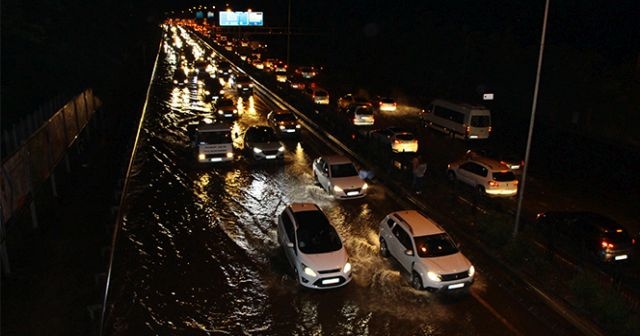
[194,122,234,163]
[420,99,491,139]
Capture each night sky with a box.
[2,0,639,145]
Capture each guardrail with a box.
[1,89,102,274]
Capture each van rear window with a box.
[471,115,491,127]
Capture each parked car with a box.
[447,152,518,197]
[535,211,636,262]
[312,155,368,199]
[242,126,285,160]
[267,109,301,136]
[369,127,418,153]
[277,203,352,289]
[379,210,475,291]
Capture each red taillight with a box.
[488,180,499,187]
[601,240,614,249]
[394,140,400,144]
[632,238,636,245]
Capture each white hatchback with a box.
[277,203,352,289]
[379,210,475,291]
[312,155,368,199]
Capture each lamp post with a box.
[513,0,550,237]
[286,0,291,65]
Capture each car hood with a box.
[330,175,365,189]
[300,248,348,271]
[247,141,282,151]
[421,252,471,275]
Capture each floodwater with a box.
[102,31,547,336]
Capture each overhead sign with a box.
[219,11,263,26]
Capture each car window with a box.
[246,128,277,142]
[198,131,231,144]
[330,163,358,178]
[281,211,295,243]
[492,171,516,181]
[355,107,373,115]
[274,113,296,122]
[386,218,395,229]
[392,225,413,250]
[414,233,459,258]
[460,162,475,173]
[396,134,414,141]
[294,211,342,254]
[470,115,491,127]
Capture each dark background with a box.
[2,0,639,147]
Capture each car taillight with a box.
[488,180,499,187]
[601,240,614,249]
[394,140,400,144]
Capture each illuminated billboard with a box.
[219,11,263,26]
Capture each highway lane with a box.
[101,29,583,335]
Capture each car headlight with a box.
[278,145,285,152]
[333,185,343,193]
[302,263,317,277]
[279,125,286,130]
[233,109,238,113]
[198,154,206,160]
[362,182,368,190]
[253,147,263,154]
[468,265,475,277]
[427,271,442,282]
[237,84,242,88]
[342,262,352,274]
[226,152,233,159]
[295,124,301,129]
[218,109,223,114]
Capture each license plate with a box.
[266,155,277,159]
[285,129,295,133]
[347,191,360,196]
[322,278,340,285]
[615,254,628,260]
[448,283,464,289]
[211,158,222,162]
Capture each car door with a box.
[390,224,415,272]
[279,210,297,268]
[457,162,478,186]
[314,158,330,190]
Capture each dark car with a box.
[535,211,636,262]
[172,68,189,86]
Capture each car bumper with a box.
[392,143,418,153]
[299,271,352,289]
[424,277,474,291]
[485,188,518,197]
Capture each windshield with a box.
[414,233,459,258]
[274,113,297,122]
[198,130,231,144]
[470,115,491,127]
[396,133,415,141]
[294,212,343,254]
[492,171,516,181]
[247,128,277,142]
[330,163,358,178]
[315,90,328,97]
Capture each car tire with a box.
[476,185,486,195]
[412,271,423,290]
[294,267,302,286]
[380,238,390,258]
[447,171,456,183]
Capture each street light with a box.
[513,0,550,237]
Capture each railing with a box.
[0,89,102,274]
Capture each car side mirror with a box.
[286,242,294,248]
[404,249,414,256]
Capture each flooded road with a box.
[102,31,566,336]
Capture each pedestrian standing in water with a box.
[412,155,427,194]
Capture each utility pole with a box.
[514,0,550,237]
[286,0,291,65]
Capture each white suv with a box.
[379,210,475,291]
[447,152,518,197]
[277,203,352,289]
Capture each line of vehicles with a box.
[167,24,636,293]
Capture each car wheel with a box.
[380,238,390,258]
[476,185,486,195]
[447,171,456,183]
[294,267,301,286]
[412,271,423,290]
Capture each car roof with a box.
[270,109,292,115]
[288,202,321,214]
[391,210,445,236]
[322,155,354,165]
[467,154,511,171]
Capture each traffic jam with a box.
[101,21,638,335]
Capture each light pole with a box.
[286,0,291,65]
[513,0,550,237]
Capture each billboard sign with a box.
[219,11,264,26]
